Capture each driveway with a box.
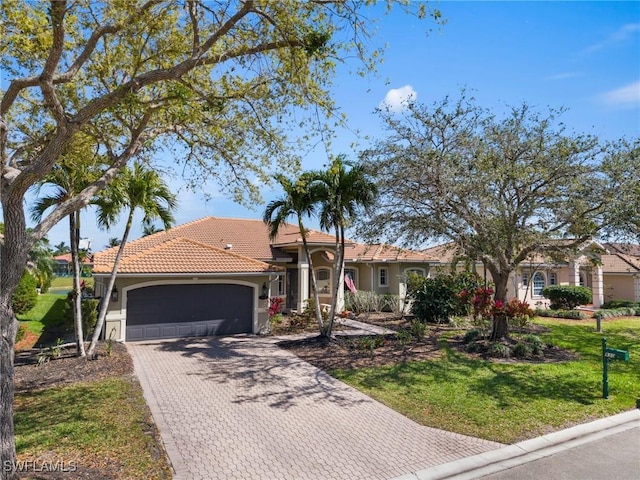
[127,336,502,480]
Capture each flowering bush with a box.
[460,287,533,332]
[269,297,284,319]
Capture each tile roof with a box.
[346,243,436,263]
[53,253,93,264]
[93,216,336,273]
[93,237,282,275]
[601,253,640,273]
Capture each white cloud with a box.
[600,81,640,108]
[379,85,417,113]
[584,23,640,54]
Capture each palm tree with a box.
[316,155,377,336]
[26,234,54,293]
[87,161,177,356]
[263,173,326,333]
[106,237,121,248]
[53,241,70,256]
[142,224,163,236]
[31,160,99,356]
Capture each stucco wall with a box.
[603,274,635,302]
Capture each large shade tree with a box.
[601,138,640,243]
[0,2,440,474]
[359,93,614,339]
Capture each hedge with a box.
[542,285,592,310]
[534,308,587,320]
[593,307,640,320]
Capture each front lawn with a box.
[331,318,640,444]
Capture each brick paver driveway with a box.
[128,336,502,480]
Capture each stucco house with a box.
[422,241,640,309]
[93,216,435,341]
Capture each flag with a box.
[345,273,357,294]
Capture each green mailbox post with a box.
[602,338,630,399]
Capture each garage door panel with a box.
[126,283,253,340]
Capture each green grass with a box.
[17,293,66,335]
[14,377,171,479]
[50,275,94,289]
[332,318,640,444]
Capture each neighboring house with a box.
[93,216,435,341]
[601,243,640,304]
[423,241,640,309]
[53,253,93,277]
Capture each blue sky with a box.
[42,1,640,251]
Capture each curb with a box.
[393,409,640,480]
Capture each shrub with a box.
[62,293,99,336]
[15,324,26,343]
[269,297,284,319]
[488,342,511,358]
[410,319,427,339]
[357,335,385,353]
[12,271,38,315]
[462,329,481,344]
[410,271,484,323]
[534,308,587,319]
[513,342,531,358]
[395,329,412,346]
[601,300,639,309]
[521,334,544,355]
[542,285,592,310]
[593,307,640,320]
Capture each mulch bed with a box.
[13,342,170,480]
[280,334,443,371]
[278,313,580,370]
[14,342,133,393]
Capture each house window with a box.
[277,274,285,296]
[379,267,388,287]
[522,273,529,287]
[344,268,358,288]
[405,268,425,277]
[532,272,545,296]
[549,272,557,286]
[316,268,331,294]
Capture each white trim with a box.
[379,267,388,287]
[94,271,278,278]
[119,278,261,338]
[532,271,546,297]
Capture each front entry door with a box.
[286,268,298,310]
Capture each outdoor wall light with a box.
[260,282,268,299]
[111,287,119,302]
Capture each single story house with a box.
[422,241,640,309]
[53,253,93,277]
[93,216,436,341]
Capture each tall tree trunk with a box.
[1,196,30,480]
[490,271,510,341]
[0,303,19,480]
[87,211,133,356]
[69,212,85,357]
[298,219,323,333]
[325,223,345,338]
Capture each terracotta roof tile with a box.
[94,237,282,274]
[346,243,436,263]
[601,253,640,273]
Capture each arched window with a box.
[532,272,545,296]
[315,268,331,294]
[405,267,426,277]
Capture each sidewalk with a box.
[393,409,640,480]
